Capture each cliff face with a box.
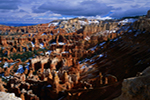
[133,18,150,32]
[115,67,150,100]
[147,10,150,18]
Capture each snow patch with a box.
[79,20,88,25]
[109,30,116,33]
[45,50,52,55]
[61,51,69,54]
[3,62,9,68]
[47,85,52,87]
[88,20,99,25]
[1,47,5,49]
[99,54,103,58]
[25,62,30,70]
[85,36,90,41]
[90,63,97,66]
[113,38,119,42]
[50,33,53,35]
[40,43,44,49]
[81,65,86,69]
[119,18,137,25]
[96,54,104,60]
[2,75,11,80]
[10,62,16,66]
[17,65,24,74]
[31,42,35,47]
[128,30,132,33]
[90,59,94,62]
[51,42,66,45]
[48,22,59,27]
[90,45,97,51]
[41,33,47,36]
[134,31,141,37]
[99,42,106,46]
[79,58,90,64]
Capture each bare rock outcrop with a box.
[115,66,150,100]
[147,10,150,18]
[0,92,22,100]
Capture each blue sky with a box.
[0,0,149,24]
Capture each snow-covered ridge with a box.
[48,22,59,27]
[119,18,137,25]
[48,18,106,28]
[79,20,88,25]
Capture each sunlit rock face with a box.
[0,92,22,100]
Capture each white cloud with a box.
[0,0,149,23]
